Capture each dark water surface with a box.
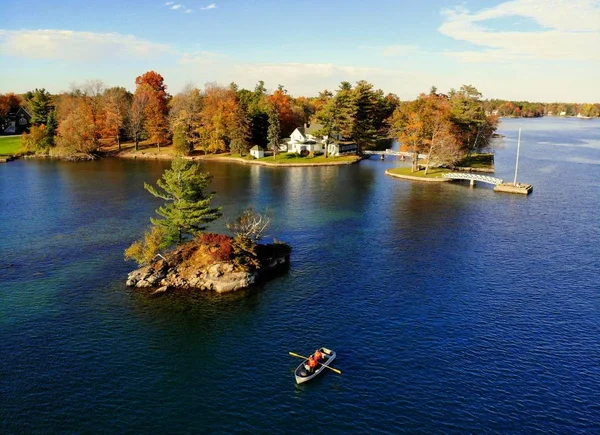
[1,118,599,433]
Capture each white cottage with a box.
[286,124,326,154]
[250,145,265,159]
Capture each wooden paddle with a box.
[288,351,342,374]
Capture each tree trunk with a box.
[424,143,434,175]
[135,133,139,151]
[412,151,419,172]
[117,134,121,151]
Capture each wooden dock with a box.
[494,183,533,195]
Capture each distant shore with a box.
[116,148,362,167]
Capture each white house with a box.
[250,145,265,158]
[285,124,326,154]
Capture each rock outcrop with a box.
[126,244,290,294]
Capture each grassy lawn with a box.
[114,141,177,156]
[387,167,451,178]
[456,153,494,169]
[0,135,22,156]
[256,153,359,164]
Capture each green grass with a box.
[387,167,451,178]
[0,135,22,156]
[256,152,359,164]
[456,153,494,169]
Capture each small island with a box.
[124,156,290,294]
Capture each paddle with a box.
[288,351,342,375]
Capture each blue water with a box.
[1,118,599,433]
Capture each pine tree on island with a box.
[144,156,222,247]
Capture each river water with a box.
[1,118,599,433]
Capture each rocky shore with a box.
[126,243,291,294]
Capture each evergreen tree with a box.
[144,156,222,246]
[229,104,251,155]
[267,106,281,158]
[45,109,58,146]
[351,80,378,153]
[29,88,53,126]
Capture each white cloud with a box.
[0,29,172,61]
[178,51,226,65]
[201,3,217,10]
[171,4,183,10]
[185,9,192,13]
[359,44,418,56]
[439,0,600,62]
[164,1,174,5]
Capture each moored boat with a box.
[294,348,336,384]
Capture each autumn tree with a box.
[269,85,296,137]
[135,71,170,152]
[54,95,99,157]
[129,84,152,151]
[420,93,460,174]
[391,101,428,172]
[291,96,315,129]
[0,93,22,131]
[103,86,132,150]
[169,85,203,155]
[198,83,237,154]
[81,80,105,149]
[20,125,52,154]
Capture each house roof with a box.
[250,145,264,151]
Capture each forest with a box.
[1,71,596,167]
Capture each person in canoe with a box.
[313,349,323,361]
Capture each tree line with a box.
[1,72,402,158]
[483,100,600,118]
[7,71,589,164]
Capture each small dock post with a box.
[470,179,475,187]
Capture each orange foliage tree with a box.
[268,86,296,137]
[199,83,237,154]
[0,93,22,130]
[103,87,131,150]
[135,71,170,151]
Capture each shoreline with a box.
[115,150,363,166]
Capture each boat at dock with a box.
[294,348,336,384]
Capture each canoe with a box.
[294,347,336,384]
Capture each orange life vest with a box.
[314,351,322,360]
[308,357,317,368]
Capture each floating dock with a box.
[494,183,533,195]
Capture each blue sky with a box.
[1,0,599,101]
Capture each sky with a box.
[1,0,599,102]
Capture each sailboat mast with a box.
[513,128,521,186]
